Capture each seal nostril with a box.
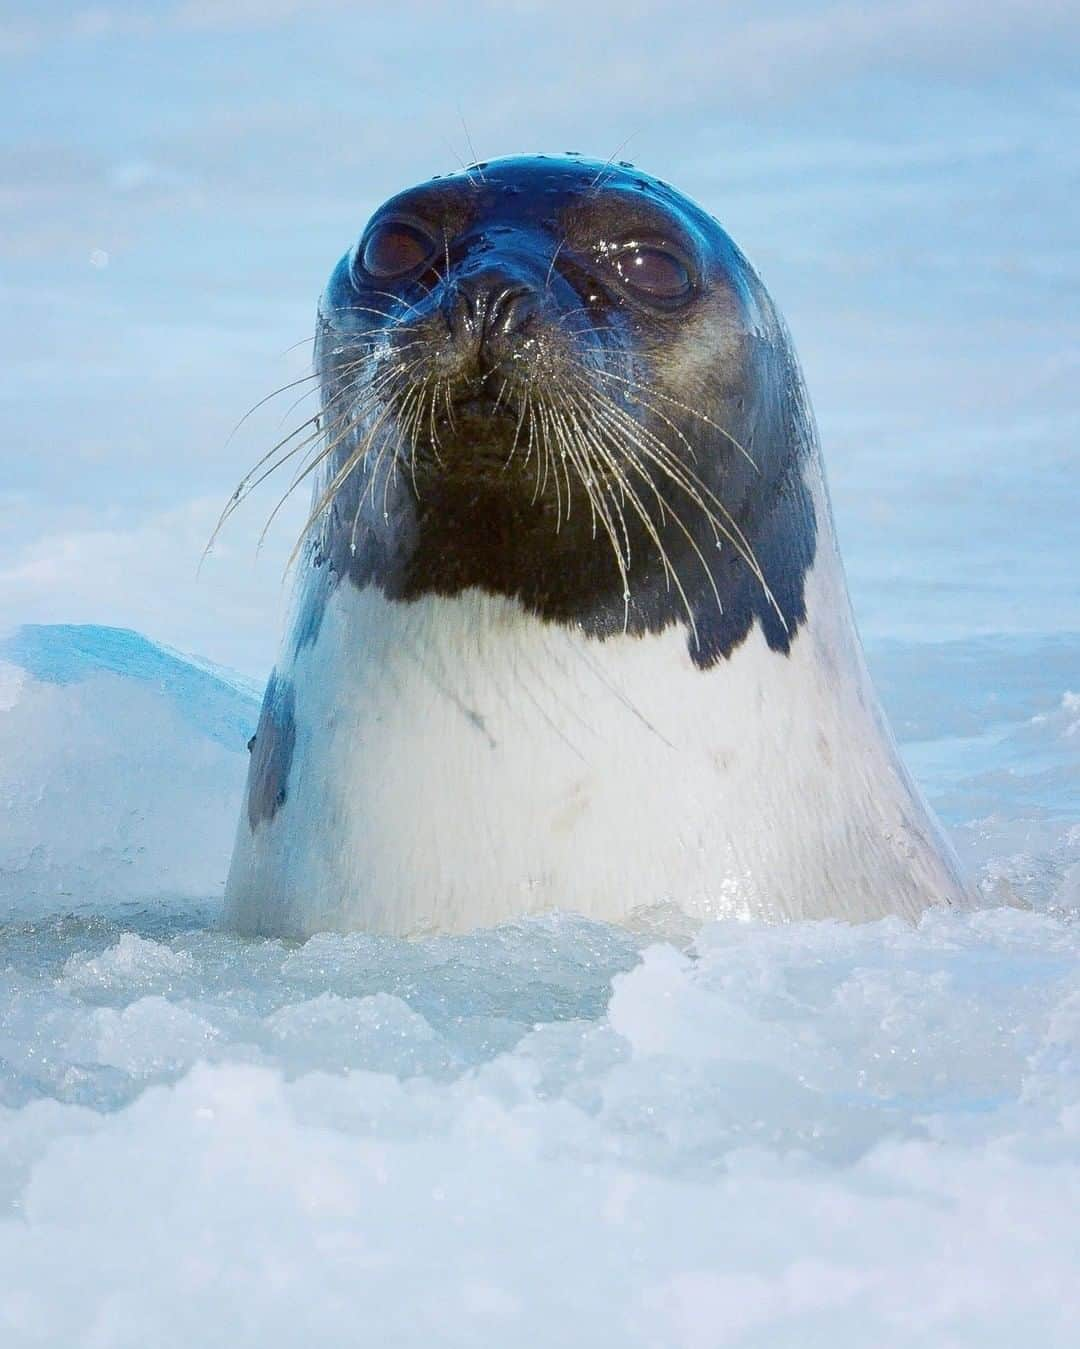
[444,274,538,349]
[442,283,479,342]
[488,284,536,336]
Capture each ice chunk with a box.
[0,625,258,916]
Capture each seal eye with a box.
[359,223,435,280]
[614,246,691,301]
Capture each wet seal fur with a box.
[225,154,971,937]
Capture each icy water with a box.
[0,615,1078,1346]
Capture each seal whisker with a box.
[220,412,322,503]
[279,334,316,356]
[533,393,551,507]
[609,408,780,625]
[334,359,432,515]
[588,133,639,192]
[441,147,477,190]
[426,378,445,466]
[403,373,436,499]
[562,384,704,637]
[222,371,325,452]
[546,391,634,622]
[261,358,427,562]
[588,366,760,473]
[376,367,433,521]
[596,421,727,640]
[563,323,624,341]
[545,393,599,540]
[440,226,452,294]
[366,288,424,319]
[456,111,487,184]
[272,344,423,432]
[374,365,431,507]
[571,359,706,472]
[535,391,561,521]
[520,389,540,502]
[440,382,458,437]
[568,372,782,622]
[259,405,385,558]
[258,347,393,454]
[582,386,772,629]
[285,375,420,568]
[550,402,624,594]
[522,387,547,510]
[367,388,412,513]
[545,237,566,291]
[535,395,573,528]
[574,384,716,585]
[500,382,530,472]
[368,408,405,518]
[563,388,664,570]
[320,305,412,336]
[354,410,406,547]
[321,303,404,319]
[205,411,335,561]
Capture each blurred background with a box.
[2,0,1077,675]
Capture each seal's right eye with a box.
[358,222,436,280]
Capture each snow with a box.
[0,620,1078,1344]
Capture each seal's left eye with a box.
[360,223,435,280]
[614,247,691,301]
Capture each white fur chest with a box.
[225,523,969,937]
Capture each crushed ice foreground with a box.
[1,625,1079,1347]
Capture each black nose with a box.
[444,269,538,347]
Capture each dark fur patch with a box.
[247,671,296,830]
[291,548,334,655]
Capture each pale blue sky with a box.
[2,1,1077,673]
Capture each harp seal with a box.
[223,155,970,937]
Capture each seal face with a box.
[307,155,815,667]
[223,155,970,938]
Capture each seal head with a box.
[308,155,815,667]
